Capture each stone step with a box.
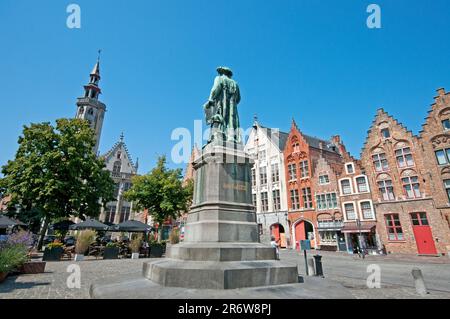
[167,242,277,261]
[143,259,299,289]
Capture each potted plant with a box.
[129,234,143,259]
[74,230,96,261]
[103,242,120,260]
[149,239,165,258]
[0,243,28,283]
[43,241,64,261]
[8,231,47,274]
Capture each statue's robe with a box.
[207,75,241,143]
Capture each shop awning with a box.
[341,221,376,233]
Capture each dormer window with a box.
[442,119,450,131]
[345,163,355,174]
[381,128,390,139]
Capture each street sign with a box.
[300,239,311,251]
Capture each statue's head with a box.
[217,66,233,78]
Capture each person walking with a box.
[270,236,280,260]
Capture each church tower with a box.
[75,56,106,154]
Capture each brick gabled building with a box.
[361,108,442,255]
[335,137,378,254]
[311,155,346,251]
[284,120,342,250]
[419,88,450,255]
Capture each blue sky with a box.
[1,0,449,174]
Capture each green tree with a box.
[124,156,193,241]
[0,118,115,249]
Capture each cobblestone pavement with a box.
[1,250,450,299]
[0,258,152,299]
[279,249,450,299]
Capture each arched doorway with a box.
[293,219,315,250]
[270,223,287,248]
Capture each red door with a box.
[271,224,280,243]
[295,221,306,251]
[410,213,437,255]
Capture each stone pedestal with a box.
[141,142,298,289]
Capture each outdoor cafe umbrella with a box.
[69,219,109,231]
[50,220,75,231]
[0,214,26,229]
[109,220,153,232]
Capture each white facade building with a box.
[244,120,290,246]
[98,134,141,225]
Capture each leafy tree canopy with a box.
[124,156,193,227]
[0,118,115,226]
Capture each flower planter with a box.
[43,247,63,261]
[20,261,46,274]
[74,254,84,262]
[150,245,164,258]
[0,272,8,283]
[131,252,140,259]
[103,247,119,260]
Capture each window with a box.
[260,192,268,212]
[300,161,309,178]
[302,187,313,209]
[396,148,414,168]
[258,150,266,162]
[442,119,450,130]
[112,161,121,177]
[271,163,279,183]
[251,168,256,187]
[88,108,94,115]
[288,163,297,181]
[316,194,325,210]
[381,128,390,138]
[435,149,450,165]
[260,167,267,185]
[410,212,429,226]
[344,203,356,220]
[341,179,352,195]
[346,163,354,174]
[293,143,300,153]
[373,153,389,172]
[330,193,338,208]
[402,176,421,198]
[385,214,404,241]
[272,190,281,211]
[120,206,131,223]
[444,179,450,202]
[252,194,257,207]
[290,189,300,210]
[360,201,374,219]
[378,180,395,201]
[316,193,338,210]
[356,177,368,193]
[319,175,330,185]
[105,205,116,223]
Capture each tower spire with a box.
[75,53,107,155]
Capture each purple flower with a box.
[7,231,34,248]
